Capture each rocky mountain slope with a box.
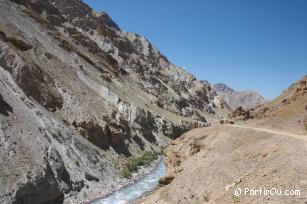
[141,76,307,204]
[250,75,307,134]
[0,0,229,203]
[213,83,267,109]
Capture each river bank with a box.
[65,157,163,204]
[91,159,166,204]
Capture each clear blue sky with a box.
[84,0,307,99]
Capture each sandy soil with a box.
[139,124,307,204]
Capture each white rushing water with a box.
[92,160,166,204]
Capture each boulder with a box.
[84,172,99,182]
[0,93,13,116]
[159,175,174,186]
[79,121,110,149]
[230,107,252,121]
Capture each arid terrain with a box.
[0,0,229,203]
[0,0,305,204]
[250,76,307,135]
[140,76,307,204]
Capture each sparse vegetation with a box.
[202,191,210,202]
[120,150,160,178]
[159,146,166,155]
[231,195,240,204]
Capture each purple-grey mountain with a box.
[213,83,268,109]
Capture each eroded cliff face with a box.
[0,0,229,203]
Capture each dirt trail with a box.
[229,124,307,141]
[139,124,307,204]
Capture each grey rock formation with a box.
[213,83,267,110]
[0,0,229,203]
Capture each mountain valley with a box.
[0,1,306,204]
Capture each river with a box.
[91,160,166,204]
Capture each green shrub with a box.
[120,151,159,178]
[121,167,131,178]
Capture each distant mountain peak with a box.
[213,83,267,109]
[213,83,235,93]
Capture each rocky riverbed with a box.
[63,158,164,204]
[91,159,166,204]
